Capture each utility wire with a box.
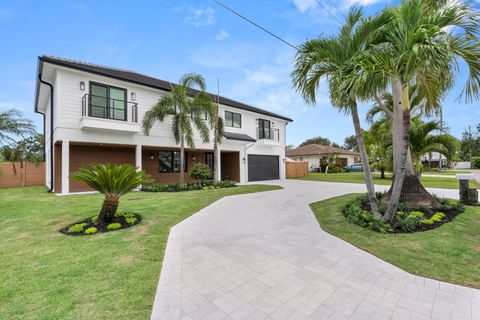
[314,0,345,25]
[322,0,347,20]
[211,0,300,51]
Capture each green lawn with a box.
[0,185,282,320]
[297,172,479,189]
[310,194,480,288]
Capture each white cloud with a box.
[215,29,229,41]
[342,0,383,7]
[292,0,318,13]
[184,7,215,27]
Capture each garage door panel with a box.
[248,155,279,181]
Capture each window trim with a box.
[89,81,127,121]
[158,150,188,173]
[225,110,242,128]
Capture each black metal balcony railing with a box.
[82,94,138,123]
[257,127,280,140]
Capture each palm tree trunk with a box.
[180,136,185,184]
[99,197,119,223]
[351,102,379,214]
[383,81,410,222]
[383,82,436,214]
[213,141,219,183]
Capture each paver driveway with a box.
[151,180,479,320]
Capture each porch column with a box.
[135,144,142,171]
[61,140,70,195]
[135,144,142,191]
[215,147,221,181]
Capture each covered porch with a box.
[54,141,241,194]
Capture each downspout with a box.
[37,73,54,192]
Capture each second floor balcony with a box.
[81,94,140,133]
[257,127,281,145]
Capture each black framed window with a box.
[159,151,188,173]
[89,82,127,121]
[225,111,241,128]
[205,153,214,177]
[258,119,271,139]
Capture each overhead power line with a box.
[321,0,347,21]
[211,0,300,51]
[212,0,347,52]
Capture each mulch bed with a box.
[60,213,142,236]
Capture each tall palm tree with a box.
[209,90,224,183]
[0,109,35,145]
[72,163,151,223]
[292,7,392,214]
[143,73,212,184]
[349,0,480,221]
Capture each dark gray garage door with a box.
[248,155,279,181]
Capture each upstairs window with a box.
[258,119,271,139]
[225,111,241,128]
[89,82,127,121]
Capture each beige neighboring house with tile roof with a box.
[286,144,360,171]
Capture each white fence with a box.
[453,162,471,169]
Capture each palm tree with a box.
[142,73,212,184]
[208,91,224,183]
[292,7,392,214]
[409,118,460,170]
[0,109,35,145]
[72,163,151,223]
[349,0,480,221]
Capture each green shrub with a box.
[189,163,212,184]
[141,180,236,193]
[341,195,390,233]
[67,223,87,233]
[91,215,98,223]
[430,212,446,222]
[472,157,480,169]
[409,211,424,218]
[84,227,97,234]
[107,223,122,230]
[421,219,434,225]
[125,217,137,224]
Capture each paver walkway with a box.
[151,180,479,320]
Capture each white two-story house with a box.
[34,56,292,194]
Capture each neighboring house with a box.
[421,152,449,169]
[34,56,292,194]
[286,144,360,172]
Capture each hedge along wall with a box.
[286,161,308,178]
[0,162,45,188]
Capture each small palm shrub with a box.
[72,163,151,224]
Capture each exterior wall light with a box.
[131,92,136,101]
[80,81,85,91]
[149,153,155,160]
[192,154,196,161]
[242,157,246,163]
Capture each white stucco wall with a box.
[38,63,289,188]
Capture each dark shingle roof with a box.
[38,56,293,122]
[286,144,360,157]
[223,132,256,142]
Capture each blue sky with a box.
[0,0,479,146]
